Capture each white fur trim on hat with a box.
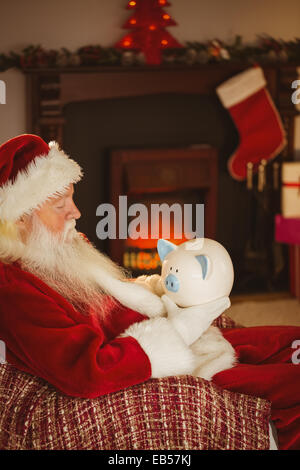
[120,317,196,378]
[216,67,267,108]
[0,142,83,222]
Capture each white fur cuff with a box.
[216,67,266,108]
[120,317,196,378]
[0,142,83,221]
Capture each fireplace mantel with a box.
[25,63,299,159]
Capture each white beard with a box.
[19,214,128,320]
[17,214,165,319]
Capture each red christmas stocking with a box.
[216,66,286,181]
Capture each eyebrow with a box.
[50,187,74,204]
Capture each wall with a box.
[0,0,300,149]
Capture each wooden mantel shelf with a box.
[23,61,300,74]
[25,62,299,155]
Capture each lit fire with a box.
[124,217,191,271]
[123,250,161,271]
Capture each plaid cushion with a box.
[0,361,270,450]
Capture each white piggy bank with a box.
[158,238,234,307]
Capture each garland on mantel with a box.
[1,36,300,72]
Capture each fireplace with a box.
[109,147,217,275]
[25,63,298,293]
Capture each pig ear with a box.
[195,254,209,280]
[157,239,177,262]
[184,238,205,251]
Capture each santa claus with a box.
[1,134,300,450]
[0,134,230,398]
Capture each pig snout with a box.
[165,274,180,292]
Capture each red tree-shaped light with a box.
[115,0,183,65]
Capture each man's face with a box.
[35,184,81,234]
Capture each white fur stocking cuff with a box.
[120,317,196,378]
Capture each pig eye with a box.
[170,267,172,270]
[176,269,178,273]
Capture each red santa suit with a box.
[0,134,196,399]
[213,326,300,450]
[0,258,197,398]
[0,260,142,397]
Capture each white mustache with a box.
[62,220,77,241]
[66,219,76,229]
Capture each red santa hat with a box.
[0,134,83,222]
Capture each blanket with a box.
[215,326,300,450]
[0,364,271,450]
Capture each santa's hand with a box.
[134,274,165,296]
[161,295,180,319]
[161,295,231,346]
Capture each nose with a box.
[67,200,81,220]
[165,274,180,293]
[73,205,81,219]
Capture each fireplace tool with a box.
[242,158,284,292]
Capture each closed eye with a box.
[55,202,66,209]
